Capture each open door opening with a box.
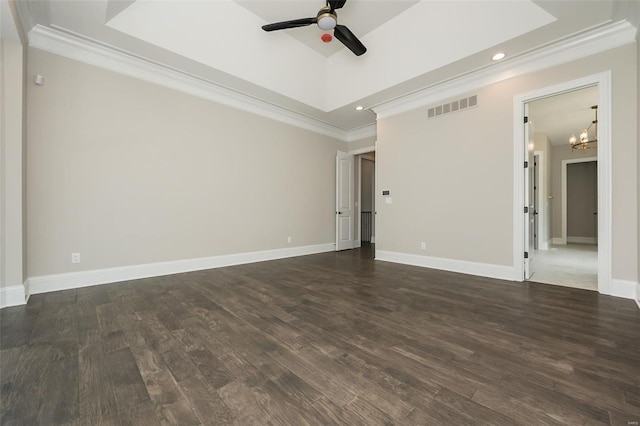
[356,152,375,258]
[523,85,600,291]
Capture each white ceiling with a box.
[13,0,640,132]
[528,86,599,146]
[235,1,420,57]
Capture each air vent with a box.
[427,95,478,119]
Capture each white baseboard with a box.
[635,283,640,309]
[551,237,565,245]
[567,236,597,244]
[28,243,335,295]
[539,240,550,250]
[0,283,28,308]
[370,236,376,244]
[608,279,637,300]
[375,250,515,281]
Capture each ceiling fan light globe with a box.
[317,15,337,30]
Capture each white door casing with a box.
[336,151,355,251]
[513,72,610,295]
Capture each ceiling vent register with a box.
[427,95,477,119]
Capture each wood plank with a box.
[78,341,119,425]
[36,355,79,424]
[106,347,151,413]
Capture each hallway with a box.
[531,243,598,291]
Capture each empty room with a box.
[1,0,639,424]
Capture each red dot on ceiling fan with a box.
[321,33,332,43]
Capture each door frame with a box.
[357,155,375,247]
[349,145,377,250]
[533,151,548,250]
[513,72,611,295]
[561,157,597,245]
[533,153,539,250]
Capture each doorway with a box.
[514,73,610,294]
[359,155,375,244]
[336,147,376,258]
[563,159,598,245]
[355,152,375,258]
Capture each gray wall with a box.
[0,34,26,290]
[27,48,347,279]
[348,136,376,152]
[377,44,638,282]
[567,161,597,239]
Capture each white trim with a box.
[373,21,635,119]
[513,72,612,297]
[375,250,515,281]
[539,240,550,251]
[562,157,597,246]
[346,125,376,142]
[28,243,335,295]
[635,283,640,309]
[373,139,378,252]
[0,283,28,308]
[27,25,363,142]
[551,237,564,245]
[356,155,362,245]
[608,279,637,300]
[567,236,597,244]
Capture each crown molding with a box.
[27,25,363,142]
[372,21,637,119]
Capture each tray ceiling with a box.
[14,0,637,132]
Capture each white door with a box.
[336,151,354,251]
[524,105,535,279]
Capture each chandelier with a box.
[569,105,598,150]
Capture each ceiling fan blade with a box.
[328,0,347,13]
[262,17,316,32]
[334,24,366,56]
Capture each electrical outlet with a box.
[287,236,292,243]
[420,242,426,250]
[71,252,81,263]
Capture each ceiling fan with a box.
[261,0,367,56]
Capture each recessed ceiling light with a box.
[355,106,364,111]
[492,52,506,61]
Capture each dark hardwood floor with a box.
[1,244,639,425]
